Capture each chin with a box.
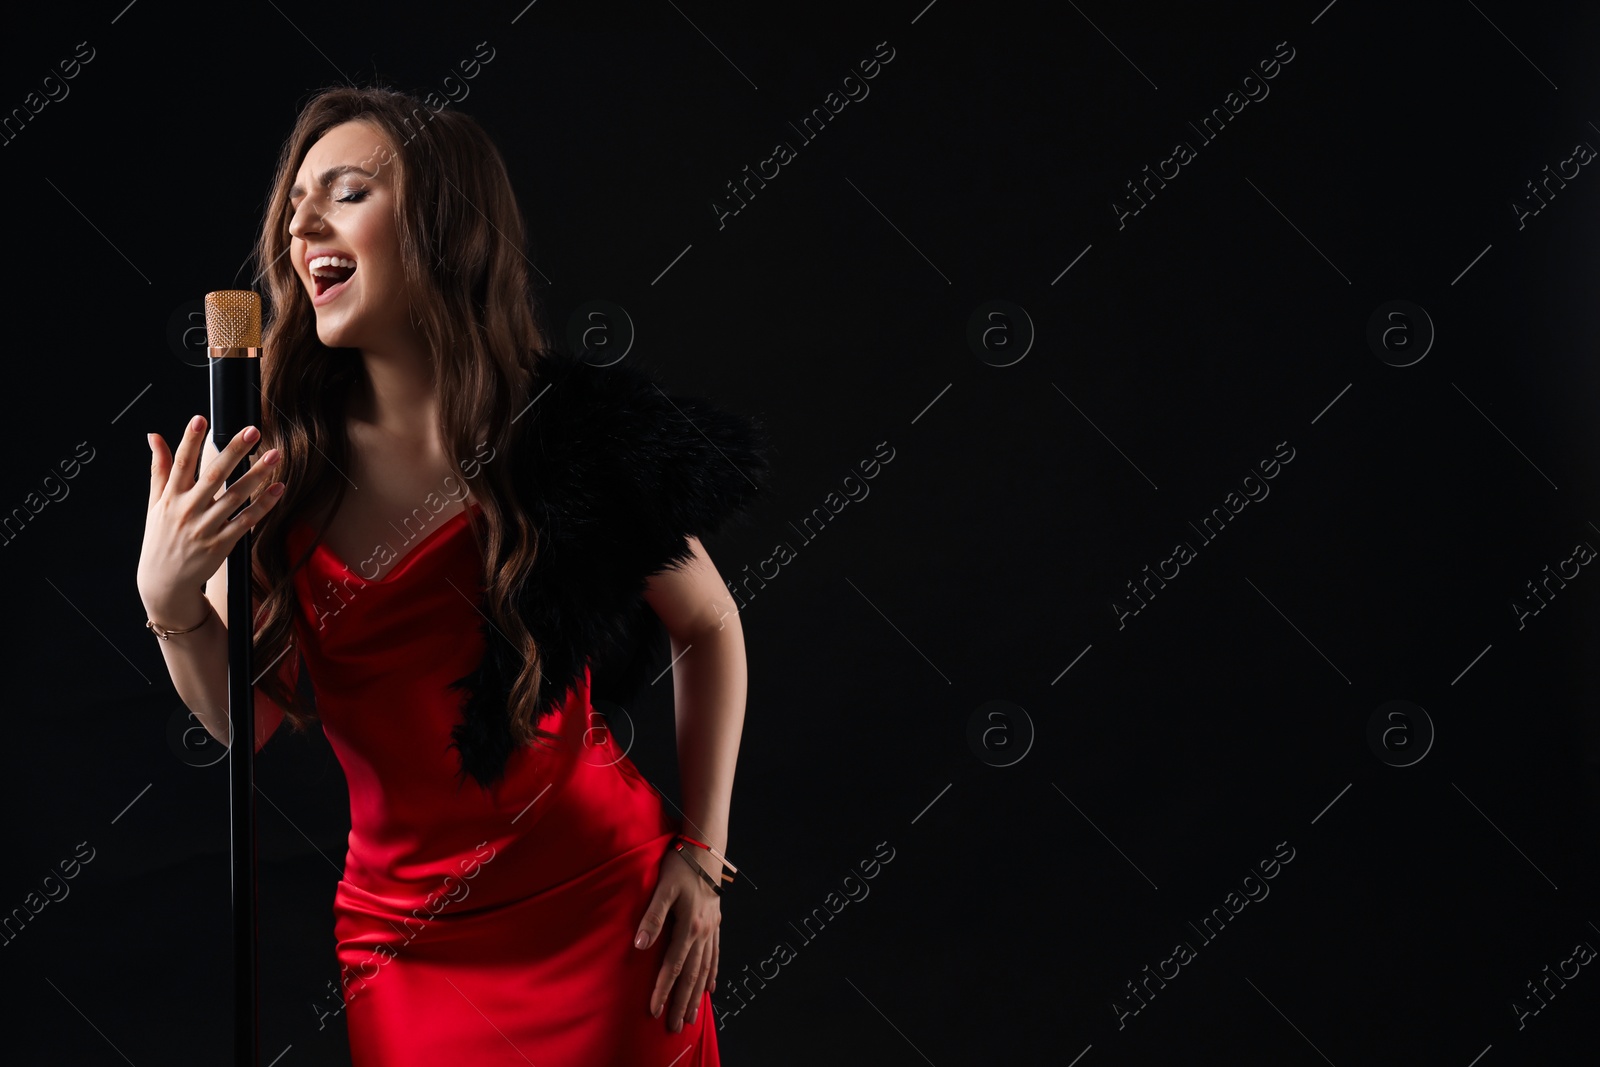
[314,320,359,350]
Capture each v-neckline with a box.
[305,501,481,586]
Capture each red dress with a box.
[281,501,721,1065]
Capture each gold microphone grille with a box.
[204,290,262,348]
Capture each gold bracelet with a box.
[671,841,723,896]
[145,601,212,640]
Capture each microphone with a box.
[205,289,263,1067]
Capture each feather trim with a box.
[445,349,772,790]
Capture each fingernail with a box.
[651,1003,661,1018]
[634,931,648,949]
[263,449,281,465]
[269,482,286,496]
[190,415,203,433]
[243,426,260,443]
[146,434,155,451]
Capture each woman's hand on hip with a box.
[635,845,721,1032]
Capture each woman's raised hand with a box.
[137,414,284,620]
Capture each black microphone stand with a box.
[209,309,263,1067]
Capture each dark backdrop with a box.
[3,1,1599,1063]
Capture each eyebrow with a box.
[288,164,375,200]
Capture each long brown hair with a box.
[248,85,557,749]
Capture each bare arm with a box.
[139,426,286,752]
[642,535,748,864]
[638,535,745,1021]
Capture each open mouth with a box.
[310,256,358,300]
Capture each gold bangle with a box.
[671,842,723,896]
[146,602,211,640]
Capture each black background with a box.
[3,0,1600,1063]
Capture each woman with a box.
[135,85,769,1064]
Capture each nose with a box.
[288,199,325,242]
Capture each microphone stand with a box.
[207,291,263,1066]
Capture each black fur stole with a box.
[444,349,772,790]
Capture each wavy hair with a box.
[247,85,559,751]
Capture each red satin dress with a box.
[278,501,721,1065]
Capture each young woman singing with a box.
[135,85,770,1065]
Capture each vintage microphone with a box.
[205,289,263,1066]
